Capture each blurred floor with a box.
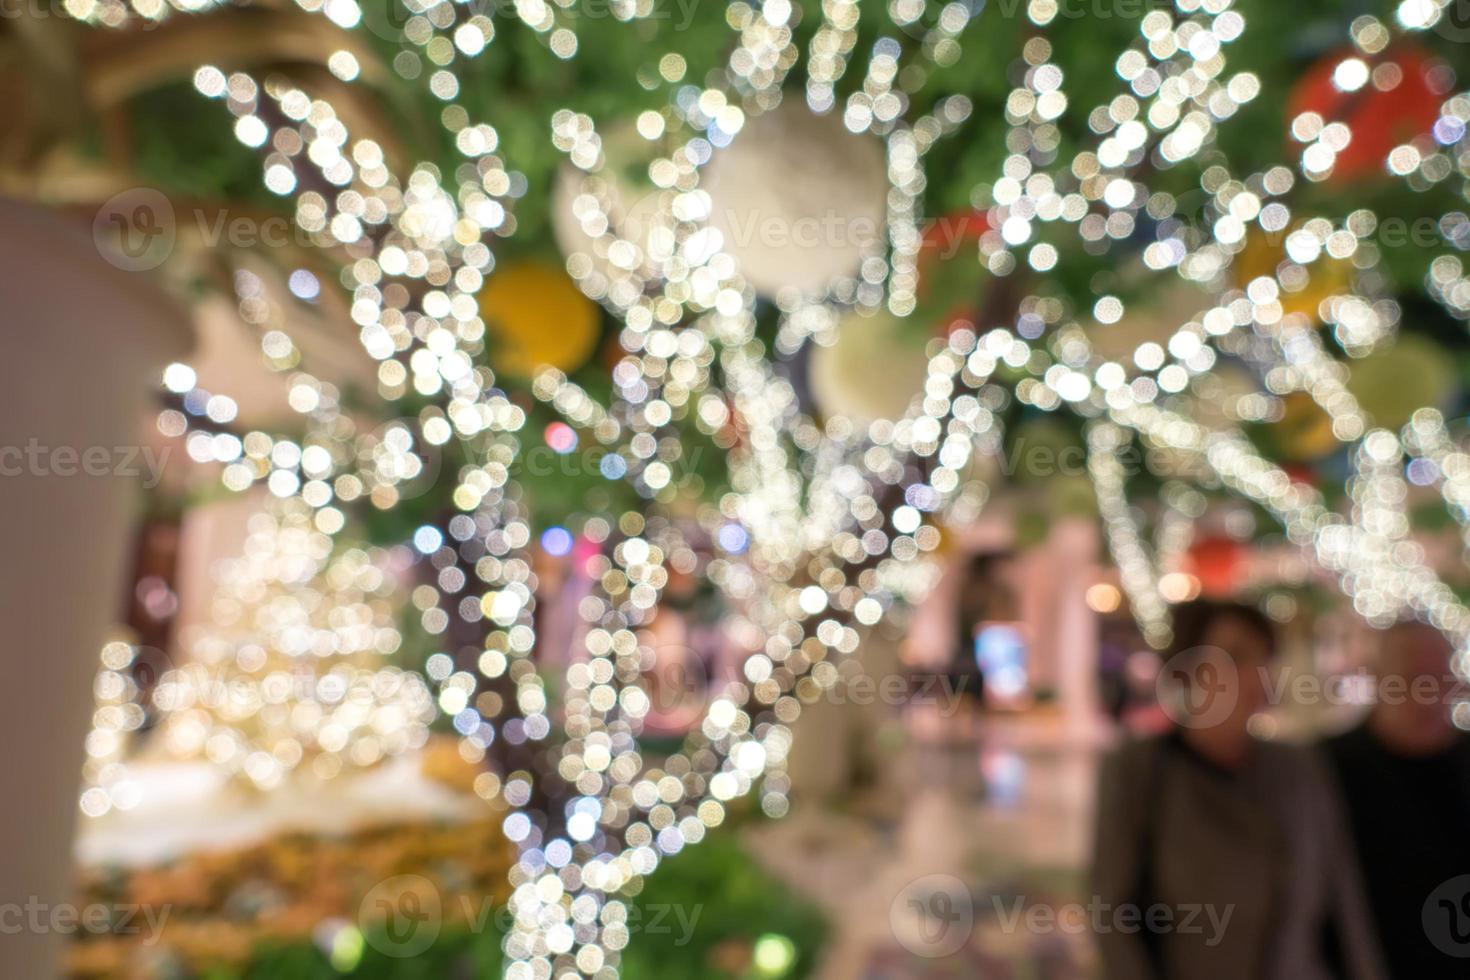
[746,712,1104,979]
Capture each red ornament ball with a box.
[1186,536,1245,598]
[1286,43,1444,183]
[915,209,991,333]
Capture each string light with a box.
[67,0,1470,974]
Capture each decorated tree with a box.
[28,0,1470,974]
[148,498,436,789]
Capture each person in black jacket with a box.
[1327,620,1470,977]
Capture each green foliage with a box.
[236,925,504,980]
[618,831,829,980]
[188,829,824,980]
[129,85,282,207]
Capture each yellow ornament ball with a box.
[1275,391,1340,461]
[478,260,600,378]
[1347,334,1454,430]
[1235,228,1352,322]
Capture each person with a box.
[1327,620,1470,977]
[1091,599,1384,980]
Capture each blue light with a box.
[717,523,749,553]
[976,623,1028,698]
[600,453,628,479]
[541,526,574,556]
[288,268,320,300]
[1407,457,1439,487]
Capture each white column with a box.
[0,199,190,978]
[1049,517,1107,740]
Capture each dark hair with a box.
[1167,599,1276,662]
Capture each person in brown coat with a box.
[1090,600,1385,980]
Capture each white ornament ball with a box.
[704,100,887,300]
[809,309,931,423]
[551,126,666,296]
